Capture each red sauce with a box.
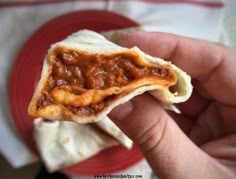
[36,47,176,114]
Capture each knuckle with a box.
[137,113,168,152]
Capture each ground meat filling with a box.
[37,47,176,115]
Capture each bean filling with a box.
[37,47,176,115]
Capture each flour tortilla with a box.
[101,26,144,43]
[95,116,133,149]
[34,118,119,172]
[28,30,192,123]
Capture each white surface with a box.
[0,0,232,178]
[223,0,236,48]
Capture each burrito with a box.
[28,30,192,123]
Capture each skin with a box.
[108,32,236,179]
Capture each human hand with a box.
[109,32,236,179]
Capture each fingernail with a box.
[109,101,134,121]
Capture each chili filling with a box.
[37,47,176,115]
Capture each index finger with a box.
[118,32,236,105]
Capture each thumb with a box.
[109,94,226,178]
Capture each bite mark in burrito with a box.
[28,30,192,123]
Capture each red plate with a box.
[8,10,143,175]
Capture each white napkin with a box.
[0,0,226,175]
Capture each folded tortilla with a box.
[101,26,144,43]
[28,30,192,123]
[95,116,133,149]
[34,118,119,172]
